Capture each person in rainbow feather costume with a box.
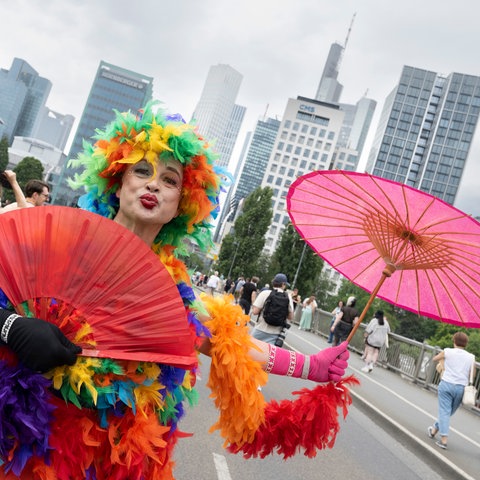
[0,102,355,479]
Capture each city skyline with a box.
[2,0,480,215]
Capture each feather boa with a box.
[0,276,358,478]
[202,294,359,458]
[228,376,359,458]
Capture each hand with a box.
[3,170,16,183]
[308,341,349,382]
[2,315,81,372]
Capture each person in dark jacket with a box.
[331,296,359,346]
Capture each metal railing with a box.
[293,307,480,412]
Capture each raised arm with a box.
[0,170,28,212]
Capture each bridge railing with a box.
[295,307,480,412]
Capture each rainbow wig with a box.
[69,101,228,252]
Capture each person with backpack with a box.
[251,273,293,345]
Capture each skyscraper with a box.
[31,107,75,151]
[191,64,245,168]
[0,58,52,144]
[366,66,480,205]
[214,116,280,241]
[314,42,344,104]
[51,61,153,205]
[261,96,345,255]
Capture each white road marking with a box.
[290,331,480,451]
[213,452,232,480]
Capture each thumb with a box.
[331,341,349,360]
[54,327,82,363]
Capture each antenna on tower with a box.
[263,103,269,119]
[344,13,356,49]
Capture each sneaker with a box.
[361,365,370,373]
[435,440,447,450]
[368,364,373,372]
[427,426,436,439]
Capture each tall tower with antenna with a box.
[315,14,356,103]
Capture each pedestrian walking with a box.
[327,300,343,343]
[427,332,476,450]
[361,310,390,373]
[331,296,359,346]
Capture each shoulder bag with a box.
[462,359,477,407]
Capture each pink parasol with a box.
[287,170,480,336]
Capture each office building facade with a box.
[366,66,480,205]
[261,96,345,255]
[191,64,245,168]
[31,107,75,151]
[51,61,153,205]
[215,117,280,241]
[0,58,52,144]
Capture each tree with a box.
[0,136,8,172]
[426,323,480,357]
[14,156,44,189]
[269,223,326,300]
[215,187,273,279]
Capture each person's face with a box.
[115,157,183,231]
[33,187,49,206]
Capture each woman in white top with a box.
[427,332,476,450]
[361,310,390,373]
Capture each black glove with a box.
[0,308,81,372]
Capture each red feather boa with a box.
[228,375,360,459]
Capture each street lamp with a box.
[227,241,239,278]
[292,242,307,289]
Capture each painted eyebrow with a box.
[164,165,182,177]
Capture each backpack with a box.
[262,290,289,326]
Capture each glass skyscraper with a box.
[51,61,153,206]
[366,66,480,205]
[191,64,245,168]
[0,58,52,144]
[214,116,280,241]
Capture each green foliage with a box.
[269,223,326,301]
[14,156,44,189]
[215,187,273,279]
[0,136,8,172]
[180,251,205,274]
[334,279,480,355]
[427,323,480,357]
[393,308,438,342]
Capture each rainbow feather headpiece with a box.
[69,101,227,251]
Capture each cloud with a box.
[2,0,480,215]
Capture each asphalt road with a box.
[173,355,448,480]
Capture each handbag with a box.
[436,358,445,378]
[462,360,477,407]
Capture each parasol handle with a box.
[346,265,395,343]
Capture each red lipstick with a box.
[140,194,158,209]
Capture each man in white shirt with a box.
[206,271,220,296]
[1,179,50,212]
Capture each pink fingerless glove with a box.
[265,341,349,383]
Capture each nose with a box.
[145,178,160,192]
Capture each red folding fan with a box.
[0,206,196,369]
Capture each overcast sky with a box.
[2,0,480,215]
